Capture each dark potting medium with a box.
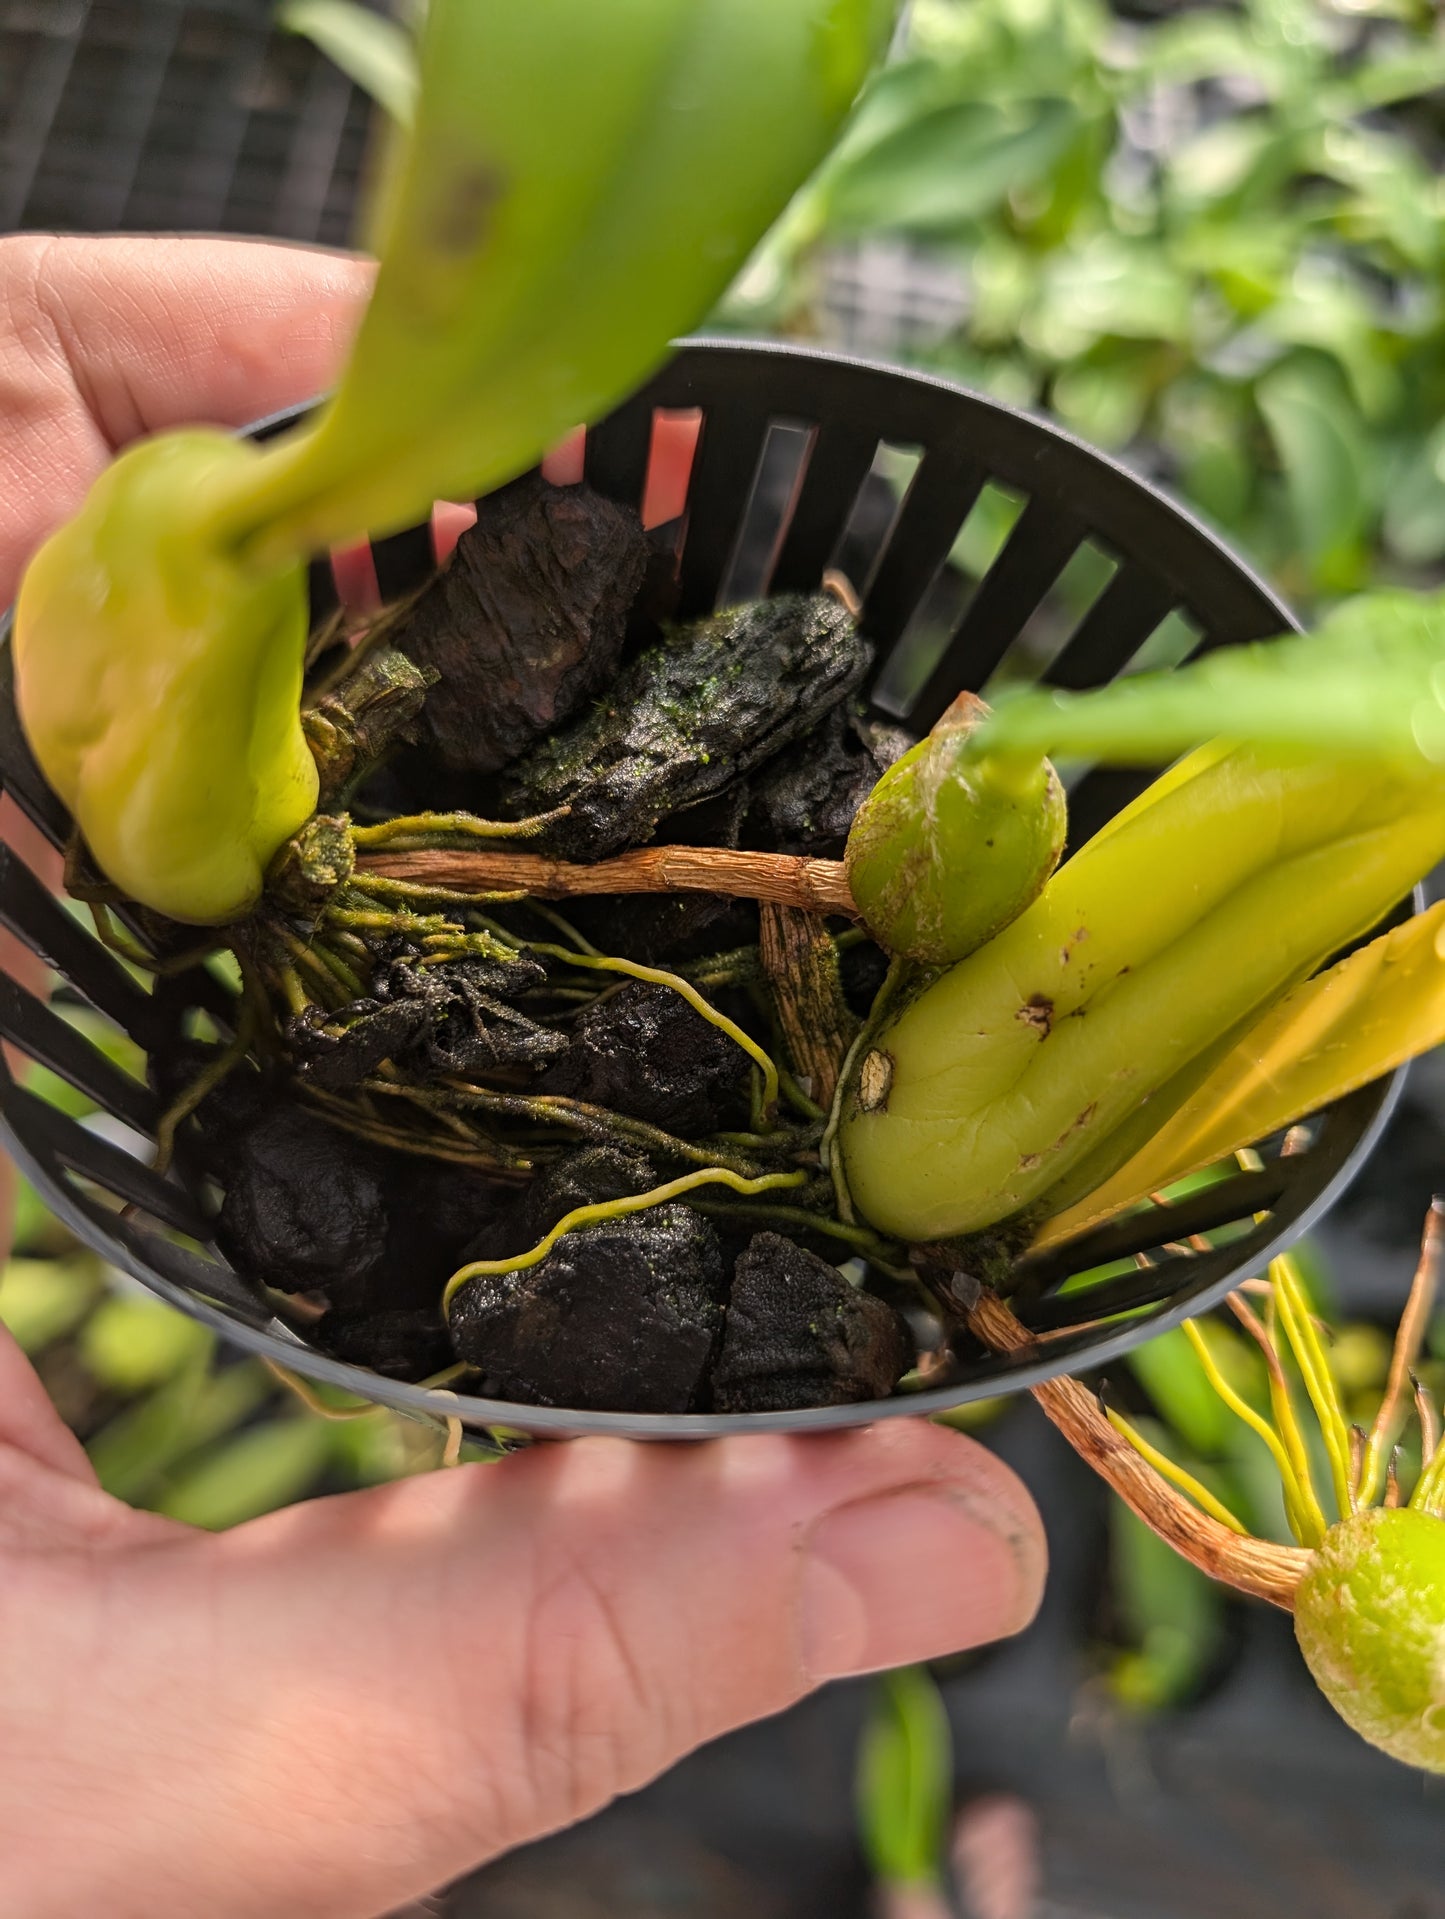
[0,339,1412,1440]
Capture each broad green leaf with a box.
[856,1667,952,1889]
[1127,1325,1241,1458]
[967,235,1038,346]
[825,97,1080,235]
[1051,355,1151,447]
[0,1257,99,1354]
[1385,420,1445,565]
[1032,237,1193,351]
[1108,1507,1226,1711]
[1326,45,1445,115]
[158,1417,335,1530]
[279,0,419,125]
[1259,266,1398,420]
[1161,380,1255,530]
[1163,120,1281,213]
[88,1351,268,1505]
[1177,217,1293,319]
[80,1293,212,1394]
[1256,356,1371,573]
[1134,11,1286,92]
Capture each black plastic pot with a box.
[0,338,1411,1438]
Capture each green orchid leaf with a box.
[824,95,1080,236]
[1257,356,1372,577]
[978,587,1445,768]
[1385,421,1445,566]
[157,1417,337,1530]
[856,1666,953,1890]
[1109,1506,1227,1712]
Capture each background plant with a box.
[726,0,1445,608]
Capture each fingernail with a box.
[799,1486,1041,1681]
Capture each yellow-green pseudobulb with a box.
[15,433,315,925]
[845,693,1065,966]
[1295,1507,1445,1773]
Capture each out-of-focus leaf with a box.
[856,1666,952,1890]
[1163,120,1282,212]
[279,0,418,124]
[0,1257,99,1354]
[158,1417,334,1530]
[1178,218,1292,319]
[950,482,1023,579]
[1256,356,1371,574]
[1315,124,1442,271]
[1108,1507,1226,1711]
[1134,11,1287,92]
[80,1293,212,1394]
[1260,267,1398,421]
[1385,420,1445,565]
[10,1177,68,1258]
[1127,1324,1241,1457]
[1033,238,1193,352]
[825,97,1081,236]
[1051,356,1151,447]
[88,1350,270,1504]
[1326,45,1445,114]
[968,236,1038,345]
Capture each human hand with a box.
[0,236,1047,1919]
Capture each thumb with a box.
[23,1423,1045,1919]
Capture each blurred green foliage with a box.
[0,1232,461,1527]
[726,0,1445,606]
[856,1664,954,1892]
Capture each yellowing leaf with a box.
[1037,898,1445,1249]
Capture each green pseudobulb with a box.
[15,433,314,925]
[1295,1507,1445,1773]
[845,694,1066,967]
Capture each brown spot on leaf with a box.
[430,164,506,255]
[1016,994,1054,1038]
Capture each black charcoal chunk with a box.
[499,594,873,859]
[746,705,913,859]
[380,1159,510,1310]
[448,1204,725,1412]
[710,1233,914,1413]
[215,1103,389,1305]
[392,473,649,774]
[461,1145,657,1266]
[314,1306,454,1383]
[537,979,750,1134]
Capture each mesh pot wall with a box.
[0,0,376,242]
